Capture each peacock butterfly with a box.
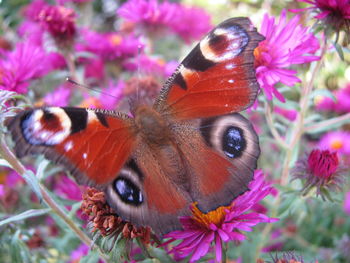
[6,17,264,236]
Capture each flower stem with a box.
[304,112,350,133]
[0,135,109,262]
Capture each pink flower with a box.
[167,5,212,43]
[292,149,346,200]
[164,170,277,263]
[0,42,49,93]
[344,191,350,215]
[55,174,82,201]
[254,10,320,102]
[68,244,89,263]
[123,55,178,77]
[318,131,350,155]
[117,0,177,28]
[44,85,71,106]
[274,106,298,121]
[0,185,4,197]
[37,5,76,47]
[99,81,125,110]
[118,0,211,42]
[84,58,105,82]
[292,0,350,33]
[77,29,143,61]
[315,84,350,114]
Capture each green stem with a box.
[304,112,350,132]
[0,135,109,262]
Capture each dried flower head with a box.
[81,188,151,244]
[292,149,346,200]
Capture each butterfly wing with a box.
[155,17,264,120]
[6,107,136,186]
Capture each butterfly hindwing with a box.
[6,107,136,186]
[155,17,264,120]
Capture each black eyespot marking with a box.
[173,73,187,90]
[222,126,246,158]
[114,177,143,206]
[95,112,109,127]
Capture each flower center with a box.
[190,202,230,229]
[330,138,343,150]
[109,34,123,46]
[308,149,339,179]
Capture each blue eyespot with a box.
[114,177,143,206]
[222,126,246,158]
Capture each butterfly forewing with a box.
[155,17,264,120]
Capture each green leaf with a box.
[22,170,42,202]
[309,88,336,102]
[36,159,50,181]
[81,250,100,263]
[0,208,50,227]
[334,42,345,60]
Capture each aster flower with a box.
[117,0,211,42]
[0,42,49,93]
[254,10,320,102]
[44,84,71,107]
[316,84,350,114]
[292,0,350,36]
[37,5,76,48]
[344,191,350,215]
[292,149,346,200]
[77,29,143,61]
[318,131,350,155]
[99,81,124,110]
[164,170,277,263]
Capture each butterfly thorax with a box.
[134,105,171,145]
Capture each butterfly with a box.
[6,17,264,236]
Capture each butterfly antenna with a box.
[66,78,120,100]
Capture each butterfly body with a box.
[6,17,264,235]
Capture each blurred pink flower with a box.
[168,5,212,43]
[44,84,71,106]
[69,243,89,263]
[99,81,125,110]
[0,185,4,197]
[254,10,320,102]
[274,106,298,121]
[318,131,350,155]
[344,191,350,215]
[117,0,178,28]
[123,55,178,77]
[118,0,211,42]
[37,5,76,47]
[316,84,350,114]
[84,58,105,82]
[292,0,350,33]
[18,21,45,46]
[164,170,277,263]
[77,29,143,61]
[55,175,82,201]
[292,149,346,199]
[0,42,49,93]
[22,0,48,19]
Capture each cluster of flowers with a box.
[0,0,350,262]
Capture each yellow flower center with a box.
[109,34,123,46]
[191,202,231,229]
[330,138,343,150]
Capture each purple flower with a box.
[77,29,143,61]
[292,149,346,200]
[164,170,277,263]
[292,0,350,33]
[318,131,350,155]
[117,0,177,28]
[344,191,350,215]
[84,58,105,82]
[0,185,4,197]
[68,244,89,263]
[99,81,125,110]
[118,0,211,42]
[0,42,49,93]
[44,84,71,107]
[167,5,212,43]
[123,55,178,77]
[254,10,320,102]
[274,106,298,121]
[55,174,82,201]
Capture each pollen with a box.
[190,202,231,229]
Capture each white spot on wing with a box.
[64,141,73,152]
[83,153,87,159]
